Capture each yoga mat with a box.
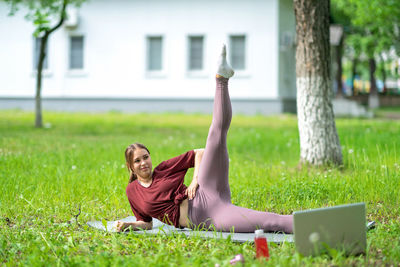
[87,216,294,243]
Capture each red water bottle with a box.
[255,229,269,259]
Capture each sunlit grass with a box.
[0,110,399,266]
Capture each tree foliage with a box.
[333,0,400,57]
[331,0,399,100]
[6,0,84,35]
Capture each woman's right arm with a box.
[116,220,153,232]
[186,148,204,199]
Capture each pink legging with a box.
[188,77,293,233]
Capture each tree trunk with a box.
[33,0,68,128]
[294,0,343,166]
[380,54,387,94]
[335,36,344,98]
[35,34,49,128]
[368,57,379,108]
[351,57,358,96]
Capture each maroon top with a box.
[126,150,195,228]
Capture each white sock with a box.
[217,44,234,78]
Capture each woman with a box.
[116,45,293,233]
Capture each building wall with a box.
[278,0,296,109]
[0,0,297,114]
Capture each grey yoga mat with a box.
[87,216,294,243]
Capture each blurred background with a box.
[0,0,399,116]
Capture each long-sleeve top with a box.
[126,150,195,228]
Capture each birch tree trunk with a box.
[294,0,343,166]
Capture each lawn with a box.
[0,110,399,266]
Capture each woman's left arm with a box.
[186,148,204,200]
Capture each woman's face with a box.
[130,148,152,180]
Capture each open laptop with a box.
[293,202,367,256]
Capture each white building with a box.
[0,0,297,114]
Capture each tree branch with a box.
[47,0,68,36]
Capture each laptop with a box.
[293,203,367,256]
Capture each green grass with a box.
[1,110,399,266]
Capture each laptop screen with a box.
[293,203,367,256]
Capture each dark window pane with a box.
[147,37,162,71]
[70,36,84,69]
[230,35,246,70]
[189,36,204,70]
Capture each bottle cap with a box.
[255,229,264,235]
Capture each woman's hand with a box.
[186,148,203,200]
[115,220,153,232]
[115,221,129,232]
[186,178,199,200]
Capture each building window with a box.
[230,35,246,70]
[147,36,163,71]
[188,36,204,70]
[69,36,84,69]
[34,37,48,70]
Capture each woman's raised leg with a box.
[196,45,234,202]
[189,45,293,233]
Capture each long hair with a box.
[125,143,150,183]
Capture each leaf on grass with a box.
[68,236,75,247]
[101,219,108,231]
